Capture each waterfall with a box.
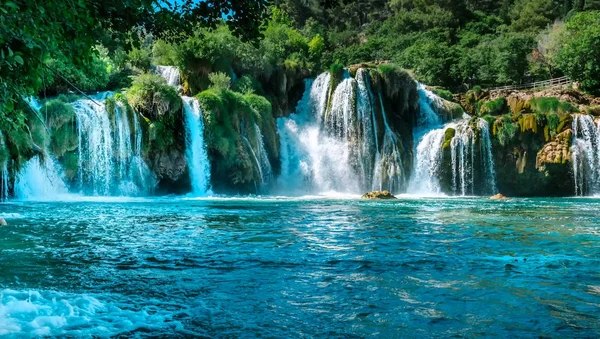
[155,66,181,89]
[451,120,476,196]
[14,156,68,200]
[0,132,8,201]
[478,119,497,194]
[253,123,273,186]
[409,128,446,194]
[572,114,600,196]
[372,91,405,193]
[417,84,443,128]
[182,96,211,195]
[73,93,153,196]
[278,72,362,194]
[356,69,378,189]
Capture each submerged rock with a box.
[0,218,6,226]
[362,190,397,200]
[489,194,509,201]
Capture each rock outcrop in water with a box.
[362,190,397,200]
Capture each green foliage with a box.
[479,97,506,116]
[197,89,277,187]
[232,75,264,95]
[126,73,181,121]
[530,97,578,114]
[431,88,454,102]
[555,11,600,93]
[495,115,518,146]
[128,48,152,72]
[208,72,232,91]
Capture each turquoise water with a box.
[1,197,599,337]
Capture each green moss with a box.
[518,114,537,133]
[40,99,75,130]
[478,97,506,116]
[431,88,453,102]
[50,123,78,157]
[126,73,182,121]
[482,115,496,127]
[530,97,579,114]
[59,151,79,181]
[197,88,279,188]
[495,115,517,146]
[442,128,456,150]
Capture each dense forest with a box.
[3,0,600,111]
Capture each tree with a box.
[0,0,268,129]
[555,11,600,92]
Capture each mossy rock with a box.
[362,190,397,200]
[518,114,538,134]
[197,88,279,193]
[442,128,456,150]
[126,73,182,121]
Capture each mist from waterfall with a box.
[182,96,211,195]
[73,93,154,196]
[15,156,68,200]
[572,114,600,196]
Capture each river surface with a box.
[0,196,599,338]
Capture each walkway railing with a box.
[490,76,571,91]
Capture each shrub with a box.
[478,97,506,116]
[232,75,263,95]
[530,97,578,114]
[126,73,181,121]
[208,72,231,91]
[496,115,517,146]
[432,88,453,102]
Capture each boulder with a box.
[489,194,509,201]
[362,190,397,200]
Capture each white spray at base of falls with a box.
[278,73,360,194]
[14,156,68,200]
[572,114,600,195]
[73,93,154,196]
[182,96,211,195]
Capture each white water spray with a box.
[14,156,68,200]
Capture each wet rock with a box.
[536,129,573,169]
[0,218,7,226]
[489,194,509,201]
[362,191,397,200]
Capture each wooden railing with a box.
[490,76,571,91]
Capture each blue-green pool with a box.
[1,197,599,337]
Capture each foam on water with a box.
[0,289,183,337]
[14,156,69,201]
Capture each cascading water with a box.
[73,93,153,196]
[156,65,214,195]
[0,132,8,201]
[478,119,497,194]
[450,121,476,196]
[182,96,211,195]
[278,72,361,194]
[372,91,405,193]
[408,85,446,194]
[571,114,600,195]
[253,123,273,186]
[356,69,379,189]
[278,69,408,195]
[155,66,181,89]
[14,156,68,200]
